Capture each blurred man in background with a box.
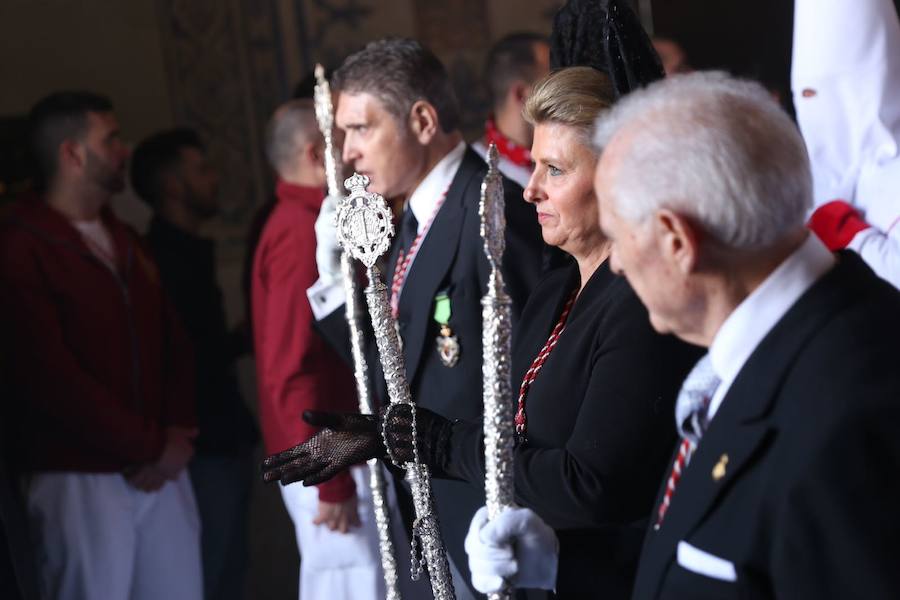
[0,91,201,600]
[473,32,550,187]
[131,128,259,600]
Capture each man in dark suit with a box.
[464,72,900,598]
[305,38,545,598]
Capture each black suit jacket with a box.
[633,251,900,600]
[447,261,702,598]
[318,146,545,595]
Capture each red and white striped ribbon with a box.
[655,437,694,529]
[514,290,578,439]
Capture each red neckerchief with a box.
[484,117,533,169]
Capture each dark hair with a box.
[28,91,113,184]
[130,128,205,207]
[550,0,663,98]
[332,38,460,133]
[484,32,547,109]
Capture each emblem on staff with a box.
[337,173,457,600]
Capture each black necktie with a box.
[397,207,419,255]
[388,207,420,321]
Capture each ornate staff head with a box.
[479,143,506,271]
[337,173,395,268]
[313,64,334,134]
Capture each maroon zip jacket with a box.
[0,198,195,472]
[252,181,358,502]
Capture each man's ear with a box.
[510,81,530,106]
[408,100,439,145]
[306,140,324,168]
[655,208,701,275]
[58,139,84,172]
[305,141,328,183]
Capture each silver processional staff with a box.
[479,144,516,600]
[336,173,457,600]
[312,64,402,600]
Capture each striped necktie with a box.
[655,354,720,529]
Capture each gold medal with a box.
[712,454,729,481]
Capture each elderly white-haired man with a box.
[463,71,900,598]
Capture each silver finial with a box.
[480,143,506,270]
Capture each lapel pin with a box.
[712,454,729,481]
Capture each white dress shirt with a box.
[306,141,466,320]
[407,140,466,234]
[706,234,835,422]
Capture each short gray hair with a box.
[593,71,812,249]
[265,99,320,176]
[332,38,460,133]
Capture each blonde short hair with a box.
[523,66,616,148]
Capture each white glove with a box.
[465,506,559,594]
[314,194,343,285]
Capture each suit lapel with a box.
[398,149,483,381]
[637,419,774,596]
[636,254,860,597]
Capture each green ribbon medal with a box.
[433,292,460,367]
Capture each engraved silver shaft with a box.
[337,173,456,600]
[363,270,456,600]
[314,64,401,600]
[480,144,515,600]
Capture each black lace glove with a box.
[261,405,454,486]
[261,411,381,486]
[380,402,455,471]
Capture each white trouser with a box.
[280,464,431,600]
[27,470,203,600]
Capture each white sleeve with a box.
[793,0,900,290]
[306,277,346,321]
[792,0,900,207]
[848,224,900,289]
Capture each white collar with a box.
[407,141,466,232]
[707,234,835,420]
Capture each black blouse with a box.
[444,260,702,598]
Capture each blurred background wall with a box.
[0,1,824,597]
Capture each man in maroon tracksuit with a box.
[0,91,202,600]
